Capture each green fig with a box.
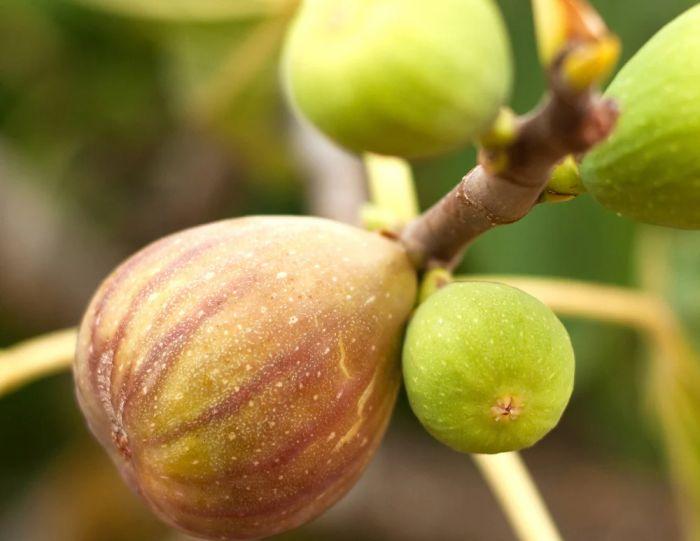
[581,5,700,229]
[282,0,512,158]
[402,281,575,455]
[74,216,417,540]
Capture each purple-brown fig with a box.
[73,216,417,540]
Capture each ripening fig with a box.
[402,282,575,455]
[581,5,700,229]
[282,0,512,158]
[74,216,417,540]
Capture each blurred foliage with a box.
[1,440,170,541]
[643,229,700,352]
[638,227,700,539]
[652,354,700,541]
[72,0,296,22]
[1,0,699,539]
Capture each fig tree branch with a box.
[399,64,619,269]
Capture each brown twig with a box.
[399,58,619,270]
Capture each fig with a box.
[73,216,417,540]
[402,281,575,454]
[282,0,512,158]
[581,5,700,229]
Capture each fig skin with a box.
[73,216,417,540]
[282,0,512,159]
[402,282,575,455]
[581,5,700,229]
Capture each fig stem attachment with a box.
[539,155,586,203]
[472,452,563,541]
[362,154,420,232]
[0,328,76,398]
[417,268,454,304]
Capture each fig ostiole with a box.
[402,281,575,455]
[282,0,513,158]
[74,216,417,540]
[581,4,700,229]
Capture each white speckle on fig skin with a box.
[74,216,417,541]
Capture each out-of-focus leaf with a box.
[3,442,170,541]
[71,0,297,22]
[161,17,288,124]
[159,17,298,193]
[0,1,61,88]
[0,1,166,177]
[651,351,700,541]
[639,228,700,352]
[638,228,700,539]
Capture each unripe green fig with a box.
[282,0,512,158]
[402,282,575,454]
[74,216,417,540]
[581,5,700,229]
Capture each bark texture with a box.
[400,72,619,269]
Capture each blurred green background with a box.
[1,1,699,540]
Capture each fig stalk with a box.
[0,329,76,397]
[400,76,618,269]
[472,453,563,541]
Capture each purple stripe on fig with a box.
[86,222,269,451]
[158,436,378,540]
[104,235,236,406]
[167,423,383,521]
[134,337,400,537]
[83,231,226,437]
[142,300,381,449]
[164,337,393,483]
[179,386,397,541]
[145,327,334,447]
[74,216,417,541]
[119,278,255,456]
[111,257,263,433]
[89,240,235,454]
[146,382,397,539]
[122,273,258,417]
[91,224,255,412]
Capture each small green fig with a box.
[282,0,512,158]
[402,281,575,454]
[74,216,417,540]
[581,5,700,229]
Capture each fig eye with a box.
[491,395,524,423]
